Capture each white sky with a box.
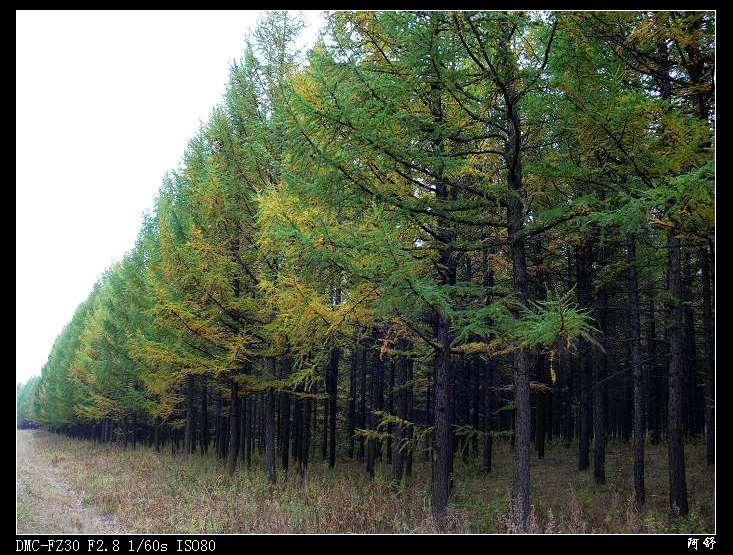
[16,10,324,384]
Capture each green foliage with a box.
[22,13,713,527]
[17,377,40,427]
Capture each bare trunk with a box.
[227,380,240,475]
[431,311,452,521]
[347,343,358,459]
[200,376,209,455]
[328,347,340,468]
[667,231,689,516]
[576,241,593,471]
[265,387,277,484]
[593,243,608,485]
[184,375,195,455]
[700,246,714,465]
[629,236,645,505]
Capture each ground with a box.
[16,429,714,533]
[16,429,126,534]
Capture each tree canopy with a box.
[18,10,714,530]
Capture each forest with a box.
[16,10,714,533]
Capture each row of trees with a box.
[17,11,714,530]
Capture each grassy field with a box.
[16,429,125,534]
[16,429,714,533]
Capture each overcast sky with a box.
[16,10,323,384]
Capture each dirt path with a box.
[16,429,127,534]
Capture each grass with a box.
[23,431,714,533]
[16,499,38,528]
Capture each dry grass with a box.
[16,430,126,534]
[19,430,714,534]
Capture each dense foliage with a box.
[17,11,714,530]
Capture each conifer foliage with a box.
[17,11,714,529]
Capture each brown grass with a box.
[16,430,126,534]
[19,430,714,534]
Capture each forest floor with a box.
[16,429,714,534]
[16,429,127,534]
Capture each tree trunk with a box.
[227,380,240,475]
[347,343,358,459]
[483,359,494,472]
[682,251,699,437]
[200,375,209,455]
[425,40,457,524]
[300,397,311,481]
[576,241,593,471]
[216,393,226,460]
[629,236,645,505]
[392,349,408,488]
[536,351,547,460]
[667,231,689,516]
[257,391,264,454]
[425,370,432,463]
[280,391,291,473]
[375,352,385,462]
[593,244,608,485]
[280,358,291,474]
[184,375,195,455]
[405,356,414,478]
[154,418,161,453]
[292,390,302,465]
[700,246,714,465]
[386,361,394,464]
[647,295,661,445]
[431,311,452,521]
[561,340,573,449]
[328,347,340,468]
[321,394,328,461]
[471,356,480,458]
[265,387,277,484]
[366,349,376,478]
[240,397,246,464]
[654,26,689,516]
[246,394,254,468]
[358,345,367,461]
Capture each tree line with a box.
[17,11,714,530]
